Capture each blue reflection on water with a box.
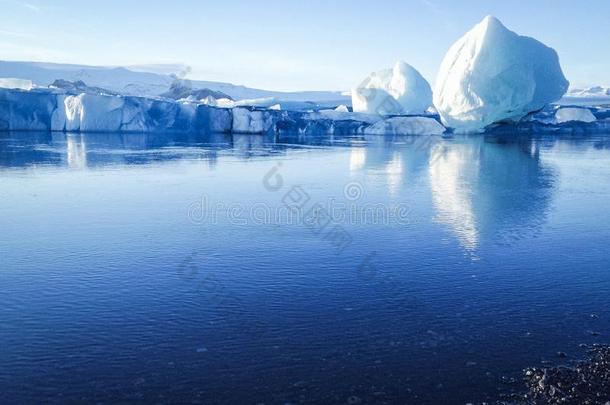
[1,131,610,404]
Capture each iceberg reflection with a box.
[66,135,87,169]
[429,142,480,251]
[349,147,366,172]
[428,135,557,252]
[385,151,404,197]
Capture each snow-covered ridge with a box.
[0,60,350,103]
[560,86,610,106]
[568,86,610,98]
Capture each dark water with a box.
[1,131,609,405]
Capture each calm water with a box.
[1,131,610,404]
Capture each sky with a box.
[1,0,609,91]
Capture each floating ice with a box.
[1,85,603,136]
[352,62,433,116]
[433,16,569,133]
[555,107,597,124]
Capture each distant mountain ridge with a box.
[160,80,233,101]
[0,60,349,103]
[567,86,610,98]
[559,86,610,105]
[50,79,118,96]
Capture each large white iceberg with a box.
[433,16,569,132]
[352,62,433,116]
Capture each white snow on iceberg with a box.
[433,16,569,133]
[352,62,432,116]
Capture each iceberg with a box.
[433,16,569,133]
[352,86,403,116]
[555,107,597,124]
[1,85,604,136]
[364,117,446,135]
[352,62,433,116]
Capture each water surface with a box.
[1,131,610,404]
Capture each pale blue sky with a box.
[1,0,609,91]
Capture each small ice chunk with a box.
[555,107,596,124]
[335,105,349,113]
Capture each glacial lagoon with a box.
[1,131,610,404]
